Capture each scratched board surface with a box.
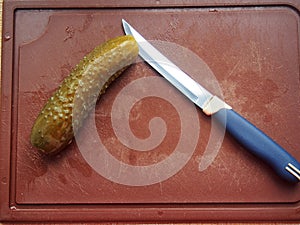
[1,0,300,222]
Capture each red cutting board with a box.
[1,0,300,222]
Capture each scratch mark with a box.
[228,58,242,77]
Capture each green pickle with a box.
[30,35,139,154]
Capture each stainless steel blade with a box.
[122,19,213,109]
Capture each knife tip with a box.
[121,19,128,27]
[121,19,131,35]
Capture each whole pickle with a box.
[30,35,139,154]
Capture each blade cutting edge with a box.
[122,19,213,109]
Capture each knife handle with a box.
[214,108,300,183]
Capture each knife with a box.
[122,19,300,183]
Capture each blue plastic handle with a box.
[214,108,300,183]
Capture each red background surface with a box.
[1,0,300,222]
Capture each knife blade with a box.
[122,19,300,183]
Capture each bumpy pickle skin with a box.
[30,35,139,154]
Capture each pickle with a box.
[30,35,139,154]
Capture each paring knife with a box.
[122,19,300,183]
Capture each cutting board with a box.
[1,0,300,222]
